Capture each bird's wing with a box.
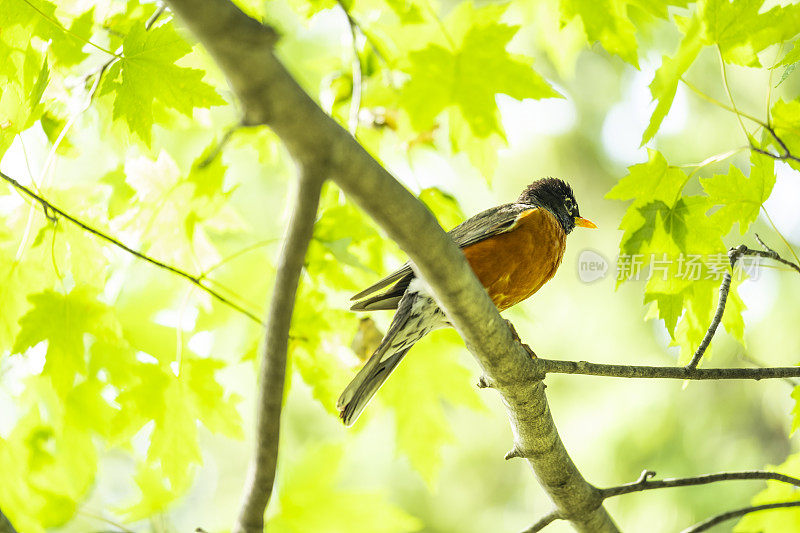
[350,203,532,311]
[448,203,532,248]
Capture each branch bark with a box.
[0,508,18,533]
[164,1,617,531]
[233,170,324,533]
[534,358,800,380]
[600,470,800,498]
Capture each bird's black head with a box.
[517,178,595,234]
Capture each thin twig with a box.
[233,170,324,533]
[599,470,800,498]
[197,124,243,168]
[686,241,800,369]
[522,510,561,533]
[738,351,799,387]
[145,3,167,30]
[680,501,800,533]
[718,46,749,140]
[0,170,263,325]
[680,77,767,127]
[761,209,800,266]
[527,470,800,531]
[754,124,800,164]
[336,0,362,135]
[20,0,120,57]
[534,358,800,380]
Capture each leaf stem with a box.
[717,46,750,139]
[424,0,456,50]
[761,207,800,266]
[21,0,121,57]
[336,0,363,136]
[680,76,765,127]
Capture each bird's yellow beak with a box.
[574,216,597,229]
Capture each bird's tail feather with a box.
[337,344,410,427]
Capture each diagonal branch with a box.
[0,507,18,533]
[680,501,800,533]
[234,170,324,532]
[164,1,618,531]
[0,170,263,324]
[687,239,800,369]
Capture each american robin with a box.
[337,178,596,426]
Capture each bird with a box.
[337,177,596,426]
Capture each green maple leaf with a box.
[384,0,424,23]
[607,150,691,258]
[2,402,97,529]
[560,0,638,66]
[771,99,800,171]
[627,0,689,20]
[734,453,800,532]
[419,187,464,231]
[381,330,483,485]
[400,20,559,138]
[0,0,62,48]
[774,43,800,86]
[606,149,688,208]
[123,463,189,520]
[13,288,121,396]
[49,7,95,66]
[701,0,800,67]
[184,357,244,439]
[701,154,775,235]
[644,291,684,335]
[100,22,224,144]
[290,285,353,412]
[0,1,94,66]
[608,151,727,348]
[267,444,422,533]
[112,360,235,493]
[187,141,229,199]
[642,14,704,144]
[672,279,715,358]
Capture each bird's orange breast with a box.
[462,208,566,311]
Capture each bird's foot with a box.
[505,319,521,342]
[522,343,537,359]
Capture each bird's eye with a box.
[564,198,573,212]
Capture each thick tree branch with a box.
[687,240,800,369]
[164,1,618,531]
[0,508,17,533]
[534,358,800,380]
[0,170,262,324]
[233,170,324,533]
[681,501,800,533]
